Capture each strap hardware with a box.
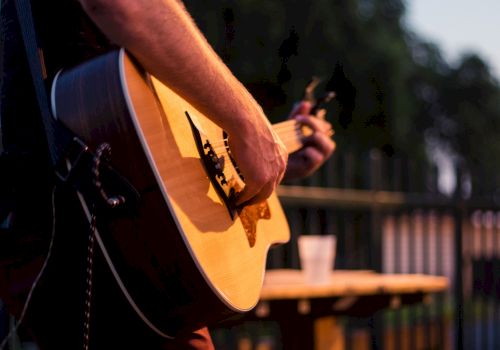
[55,137,90,183]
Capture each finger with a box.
[303,132,336,158]
[288,101,312,119]
[235,179,264,206]
[249,181,275,206]
[296,114,334,134]
[302,147,325,167]
[316,108,327,120]
[296,147,325,177]
[237,179,275,207]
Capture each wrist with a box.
[222,93,268,137]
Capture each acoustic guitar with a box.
[51,49,312,336]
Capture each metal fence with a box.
[259,149,500,350]
[2,148,500,349]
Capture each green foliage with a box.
[184,0,500,194]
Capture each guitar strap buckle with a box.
[55,137,140,213]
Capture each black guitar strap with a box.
[14,0,76,168]
[11,2,167,342]
[14,0,139,207]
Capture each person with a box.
[0,0,335,348]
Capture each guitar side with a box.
[51,49,290,334]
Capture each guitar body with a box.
[51,49,290,335]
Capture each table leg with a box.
[273,306,345,350]
[314,317,345,350]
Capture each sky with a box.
[405,0,500,195]
[405,0,500,80]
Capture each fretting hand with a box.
[283,101,336,180]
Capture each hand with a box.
[284,101,336,181]
[228,104,288,207]
[80,0,288,207]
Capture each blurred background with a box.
[181,1,500,349]
[184,0,500,196]
[2,0,500,349]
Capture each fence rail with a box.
[3,148,500,349]
[268,148,500,350]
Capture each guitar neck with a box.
[272,120,311,154]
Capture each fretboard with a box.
[272,120,311,154]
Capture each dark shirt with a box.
[0,0,109,265]
[1,0,111,154]
[0,3,215,348]
[0,0,113,260]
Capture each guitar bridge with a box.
[185,111,272,247]
[186,111,237,219]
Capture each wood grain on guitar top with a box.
[125,55,290,308]
[51,49,291,334]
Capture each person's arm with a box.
[78,0,287,206]
[284,102,336,180]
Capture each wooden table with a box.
[246,269,448,350]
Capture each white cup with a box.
[298,235,336,284]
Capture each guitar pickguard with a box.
[238,202,271,247]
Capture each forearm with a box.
[79,0,288,205]
[79,0,262,136]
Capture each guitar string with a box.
[192,117,325,149]
[203,121,302,145]
[210,130,304,154]
[198,122,308,180]
[209,132,302,149]
[0,120,321,350]
[207,122,302,148]
[271,121,299,130]
[209,126,303,150]
[208,121,325,150]
[211,129,305,179]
